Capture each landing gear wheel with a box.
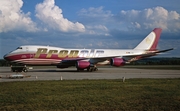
[93,67,96,71]
[87,67,90,72]
[89,68,93,72]
[95,67,98,71]
[87,67,98,72]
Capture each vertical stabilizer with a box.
[134,28,162,51]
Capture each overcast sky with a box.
[0,0,180,58]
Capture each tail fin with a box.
[134,28,162,51]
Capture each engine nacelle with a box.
[110,58,125,67]
[76,61,90,69]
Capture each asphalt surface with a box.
[0,67,180,82]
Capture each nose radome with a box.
[3,54,10,61]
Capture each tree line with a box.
[129,57,180,65]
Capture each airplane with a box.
[4,28,173,72]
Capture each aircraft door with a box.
[26,47,33,59]
[26,47,28,51]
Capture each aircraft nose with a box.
[4,54,10,61]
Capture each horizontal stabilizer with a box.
[127,48,174,62]
[155,48,174,53]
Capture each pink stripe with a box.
[15,59,62,62]
[12,58,62,65]
[14,61,60,65]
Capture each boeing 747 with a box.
[4,28,173,71]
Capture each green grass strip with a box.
[0,79,180,111]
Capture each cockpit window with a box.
[16,47,22,49]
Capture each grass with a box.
[0,79,180,111]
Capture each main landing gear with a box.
[87,66,98,72]
[77,66,98,72]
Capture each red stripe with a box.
[149,28,162,51]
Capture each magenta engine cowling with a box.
[76,61,90,69]
[110,58,125,67]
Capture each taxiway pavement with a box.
[0,67,180,82]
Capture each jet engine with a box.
[110,58,125,67]
[76,61,90,69]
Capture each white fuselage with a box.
[4,45,146,65]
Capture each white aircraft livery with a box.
[4,28,173,71]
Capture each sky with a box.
[0,0,180,58]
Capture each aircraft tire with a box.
[93,67,96,71]
[87,67,90,72]
[89,67,93,72]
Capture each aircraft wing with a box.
[59,48,173,65]
[88,48,174,63]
